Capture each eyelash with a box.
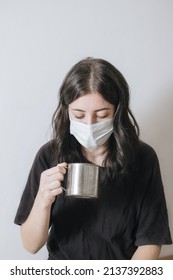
[75,116,84,119]
[98,115,108,119]
[74,115,108,119]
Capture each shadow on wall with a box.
[159,254,173,260]
[140,88,173,203]
[140,88,173,257]
[141,89,173,153]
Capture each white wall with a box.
[0,0,172,259]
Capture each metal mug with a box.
[66,163,99,198]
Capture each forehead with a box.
[69,93,114,111]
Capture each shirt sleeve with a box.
[14,142,53,225]
[135,147,172,246]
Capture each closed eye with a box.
[74,115,85,119]
[97,115,108,119]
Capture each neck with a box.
[82,143,108,166]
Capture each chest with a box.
[51,177,141,240]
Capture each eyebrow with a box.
[71,108,111,112]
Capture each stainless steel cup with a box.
[66,163,99,198]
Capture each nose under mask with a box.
[70,118,114,148]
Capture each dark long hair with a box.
[52,57,139,178]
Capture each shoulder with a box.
[33,140,56,169]
[137,141,158,159]
[135,141,159,169]
[36,140,54,156]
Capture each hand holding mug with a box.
[36,162,67,208]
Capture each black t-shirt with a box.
[14,141,172,259]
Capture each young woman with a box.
[14,57,172,259]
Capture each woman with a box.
[14,57,172,259]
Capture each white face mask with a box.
[70,118,114,148]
